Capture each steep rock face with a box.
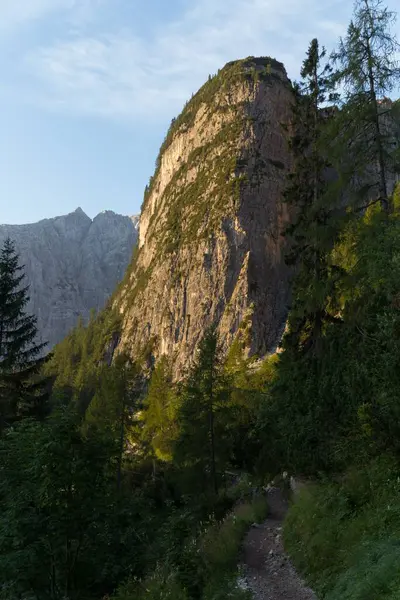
[114,57,293,377]
[0,208,138,349]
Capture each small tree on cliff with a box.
[331,0,400,211]
[0,238,48,427]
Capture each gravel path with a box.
[239,488,317,600]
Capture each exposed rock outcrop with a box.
[114,57,294,377]
[0,208,138,349]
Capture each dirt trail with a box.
[239,488,317,600]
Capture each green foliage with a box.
[254,19,400,475]
[46,305,121,401]
[284,456,400,599]
[0,238,49,427]
[331,0,400,210]
[174,328,235,496]
[258,208,400,474]
[393,182,400,211]
[113,570,189,600]
[199,497,267,600]
[4,7,400,600]
[113,494,266,600]
[224,327,278,473]
[142,356,180,461]
[283,38,340,358]
[84,357,139,435]
[201,499,268,573]
[0,409,149,598]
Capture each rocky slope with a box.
[113,57,294,377]
[0,208,138,349]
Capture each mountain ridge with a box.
[0,207,139,349]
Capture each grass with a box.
[283,454,400,599]
[201,497,269,571]
[198,496,268,599]
[113,570,189,600]
[114,492,268,600]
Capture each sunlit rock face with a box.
[113,57,294,378]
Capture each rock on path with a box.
[240,488,317,600]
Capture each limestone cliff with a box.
[113,57,293,376]
[0,208,138,349]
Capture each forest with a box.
[1,1,400,598]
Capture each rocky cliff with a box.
[0,208,138,349]
[113,57,294,377]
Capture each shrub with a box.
[114,570,188,600]
[284,456,400,598]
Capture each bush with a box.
[197,496,268,598]
[327,540,400,600]
[284,456,400,598]
[114,570,188,600]
[201,498,269,572]
[114,494,268,600]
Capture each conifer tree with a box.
[0,238,48,427]
[174,328,232,495]
[84,356,141,489]
[0,409,144,597]
[142,356,180,461]
[331,0,400,211]
[284,39,339,355]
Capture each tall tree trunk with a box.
[209,406,217,495]
[208,360,218,495]
[313,62,319,207]
[312,60,324,356]
[117,394,125,491]
[364,0,389,211]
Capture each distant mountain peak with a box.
[0,208,139,349]
[73,206,88,216]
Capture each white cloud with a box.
[19,0,398,122]
[0,0,101,31]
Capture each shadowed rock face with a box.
[0,208,138,350]
[114,57,294,378]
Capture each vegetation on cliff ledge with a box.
[142,55,286,215]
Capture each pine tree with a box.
[0,409,137,597]
[0,238,48,427]
[174,328,232,495]
[84,356,141,489]
[284,39,339,355]
[331,0,400,211]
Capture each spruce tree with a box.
[0,238,48,427]
[284,39,339,355]
[84,356,141,489]
[0,409,140,597]
[331,0,400,211]
[174,328,232,495]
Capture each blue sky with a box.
[1,0,399,224]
